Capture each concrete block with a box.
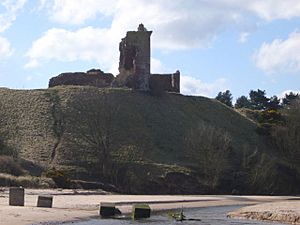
[100,202,116,217]
[9,187,24,206]
[132,204,151,219]
[37,195,53,208]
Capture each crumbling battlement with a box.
[117,24,152,90]
[150,71,180,93]
[48,24,180,93]
[49,69,114,88]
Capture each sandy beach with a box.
[0,188,299,225]
[228,200,300,224]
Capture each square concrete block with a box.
[9,187,24,206]
[99,202,116,217]
[37,195,53,208]
[132,204,151,219]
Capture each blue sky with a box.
[1,0,300,100]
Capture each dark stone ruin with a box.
[9,187,24,206]
[37,195,53,208]
[132,204,151,219]
[99,202,116,217]
[150,71,180,93]
[116,23,152,90]
[49,24,180,93]
[49,69,114,88]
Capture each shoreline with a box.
[0,188,299,225]
[227,200,300,225]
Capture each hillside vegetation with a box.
[0,87,299,194]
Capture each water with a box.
[62,205,285,225]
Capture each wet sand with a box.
[228,200,300,224]
[0,188,298,225]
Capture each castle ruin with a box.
[49,24,180,93]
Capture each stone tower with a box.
[118,24,152,90]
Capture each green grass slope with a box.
[1,86,289,194]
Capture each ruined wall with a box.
[48,24,180,94]
[49,69,114,88]
[118,24,152,90]
[150,71,180,93]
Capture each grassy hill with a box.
[0,86,298,194]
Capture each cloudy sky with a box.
[1,0,300,99]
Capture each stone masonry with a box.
[48,24,180,93]
[9,187,24,206]
[117,24,152,90]
[49,69,114,88]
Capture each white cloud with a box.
[25,27,118,69]
[0,0,27,33]
[247,0,300,20]
[180,76,228,97]
[0,0,26,60]
[45,0,117,25]
[37,0,253,51]
[253,31,300,74]
[239,32,249,43]
[38,0,288,26]
[39,0,300,50]
[151,58,167,74]
[29,1,300,71]
[0,36,13,59]
[27,0,251,68]
[278,90,300,99]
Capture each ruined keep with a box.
[117,24,152,90]
[49,24,180,93]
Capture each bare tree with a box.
[188,122,232,190]
[67,88,119,177]
[271,99,300,167]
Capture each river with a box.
[62,205,285,225]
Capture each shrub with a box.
[0,156,23,176]
[0,173,55,188]
[44,168,72,188]
[188,123,232,191]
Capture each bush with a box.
[248,154,300,195]
[0,156,23,176]
[45,168,72,188]
[188,123,233,191]
[0,173,55,188]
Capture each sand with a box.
[0,188,299,225]
[228,200,300,224]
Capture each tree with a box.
[268,95,281,110]
[235,95,251,109]
[215,90,233,107]
[282,92,299,107]
[67,89,119,178]
[271,99,300,167]
[249,89,269,110]
[188,123,232,191]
